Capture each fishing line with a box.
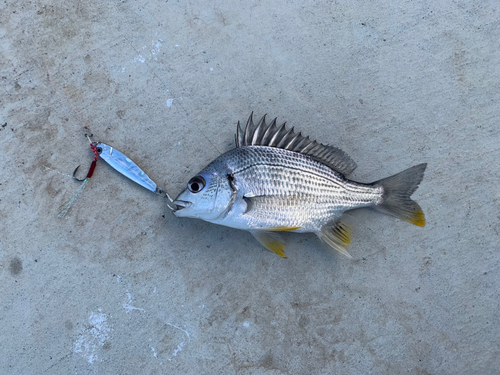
[57,134,99,218]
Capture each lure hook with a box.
[73,134,100,182]
[73,161,97,182]
[57,131,100,218]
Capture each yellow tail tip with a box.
[408,210,426,227]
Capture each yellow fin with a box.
[373,163,427,227]
[408,209,426,227]
[267,226,301,232]
[250,231,287,258]
[317,217,353,258]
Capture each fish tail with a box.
[373,163,427,227]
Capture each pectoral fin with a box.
[250,231,287,258]
[317,217,353,258]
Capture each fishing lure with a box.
[94,141,176,210]
[58,134,176,218]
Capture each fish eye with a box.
[97,147,102,154]
[188,176,206,193]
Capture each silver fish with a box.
[173,114,426,258]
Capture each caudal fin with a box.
[373,163,427,227]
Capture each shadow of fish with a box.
[173,113,426,258]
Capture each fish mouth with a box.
[173,200,192,212]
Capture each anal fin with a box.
[250,230,287,258]
[317,217,353,258]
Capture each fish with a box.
[173,113,427,258]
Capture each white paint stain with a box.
[73,311,111,364]
[123,304,145,313]
[163,322,190,360]
[210,67,213,71]
[165,322,190,340]
[172,342,185,356]
[243,321,250,328]
[166,99,173,107]
[134,54,145,63]
[152,40,162,55]
[151,346,158,357]
[123,292,145,313]
[133,39,163,64]
[116,275,121,283]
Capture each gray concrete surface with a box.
[1,0,499,374]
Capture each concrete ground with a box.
[1,0,499,374]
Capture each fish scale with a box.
[173,113,426,258]
[227,146,382,230]
[232,147,380,203]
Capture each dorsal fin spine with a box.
[236,121,243,148]
[294,137,310,152]
[234,113,357,176]
[244,112,254,145]
[276,127,295,148]
[284,132,301,150]
[252,114,267,145]
[269,122,286,146]
[298,140,317,154]
[261,117,277,145]
[307,143,322,154]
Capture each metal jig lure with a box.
[58,133,177,217]
[93,140,177,210]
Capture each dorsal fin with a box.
[235,113,357,176]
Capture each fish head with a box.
[173,170,234,221]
